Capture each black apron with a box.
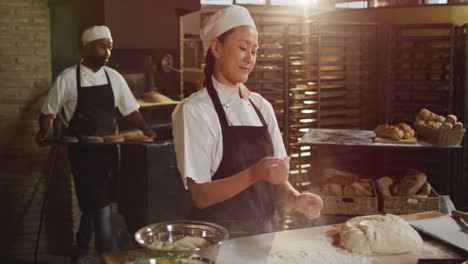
[67,64,118,212]
[189,81,279,238]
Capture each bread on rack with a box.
[377,176,393,197]
[62,136,79,143]
[103,134,125,142]
[415,109,464,131]
[80,136,104,143]
[374,123,415,141]
[321,168,360,186]
[320,169,373,197]
[377,170,434,198]
[343,181,373,197]
[322,183,343,196]
[391,170,427,196]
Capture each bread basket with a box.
[413,123,465,146]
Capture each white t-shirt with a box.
[172,77,287,188]
[41,63,140,121]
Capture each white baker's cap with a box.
[200,5,256,54]
[81,25,113,45]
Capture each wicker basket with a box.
[380,188,440,215]
[414,123,465,146]
[320,180,378,215]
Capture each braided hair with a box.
[202,29,234,88]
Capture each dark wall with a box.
[104,1,180,50]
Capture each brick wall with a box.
[0,0,75,258]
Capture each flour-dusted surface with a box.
[215,223,465,264]
[267,236,374,264]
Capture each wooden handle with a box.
[451,210,468,222]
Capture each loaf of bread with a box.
[395,123,415,139]
[453,122,464,130]
[80,136,104,143]
[103,134,125,142]
[62,136,79,143]
[418,109,431,121]
[125,135,154,142]
[322,183,343,196]
[321,168,360,186]
[391,170,427,196]
[343,181,373,197]
[446,114,457,124]
[377,176,394,197]
[414,183,431,198]
[374,124,404,140]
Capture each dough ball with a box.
[340,214,423,255]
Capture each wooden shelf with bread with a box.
[299,109,465,216]
[300,109,465,149]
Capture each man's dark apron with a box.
[189,81,279,238]
[67,64,118,212]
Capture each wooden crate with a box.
[381,187,441,215]
[320,179,379,215]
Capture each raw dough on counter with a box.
[340,214,423,255]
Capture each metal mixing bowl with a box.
[134,220,229,261]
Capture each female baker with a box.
[172,5,323,237]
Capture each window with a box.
[271,0,313,5]
[425,0,447,4]
[201,0,233,5]
[201,0,312,5]
[335,1,368,8]
[236,0,267,4]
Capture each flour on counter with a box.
[267,236,374,264]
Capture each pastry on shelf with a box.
[374,123,416,143]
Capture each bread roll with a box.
[62,136,79,143]
[322,183,343,196]
[432,122,442,129]
[453,122,464,130]
[415,119,425,126]
[80,136,104,143]
[321,168,360,186]
[122,130,144,141]
[81,136,104,143]
[414,183,431,197]
[103,134,124,142]
[125,135,154,142]
[435,115,445,123]
[446,114,457,124]
[391,171,427,196]
[344,181,373,197]
[418,109,431,121]
[377,176,394,197]
[395,123,411,132]
[440,122,453,130]
[374,124,403,140]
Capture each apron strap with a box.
[77,63,112,88]
[76,64,81,89]
[249,99,267,127]
[207,80,269,128]
[206,80,229,128]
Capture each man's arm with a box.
[35,113,54,146]
[123,110,157,139]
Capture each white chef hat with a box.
[81,25,113,45]
[200,5,256,54]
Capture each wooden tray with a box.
[374,136,417,144]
